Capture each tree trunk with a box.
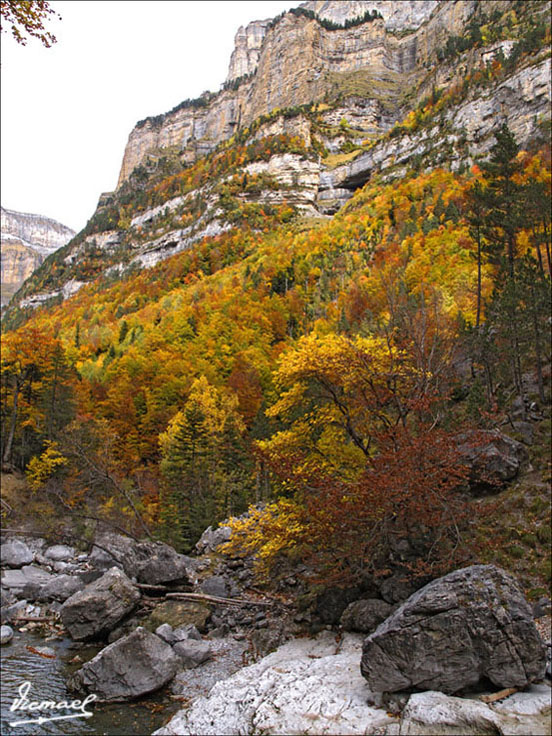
[2,377,20,466]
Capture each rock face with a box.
[116,0,477,186]
[227,19,271,81]
[8,1,551,318]
[0,206,74,306]
[360,565,547,694]
[69,627,178,701]
[60,567,140,640]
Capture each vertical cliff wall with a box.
[1,207,75,306]
[116,0,480,187]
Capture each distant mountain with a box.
[1,207,75,307]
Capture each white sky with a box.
[1,0,299,232]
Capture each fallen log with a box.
[136,583,190,593]
[165,592,272,607]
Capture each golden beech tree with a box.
[226,299,470,586]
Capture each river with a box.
[0,631,179,735]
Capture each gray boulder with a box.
[90,533,190,587]
[195,525,231,554]
[0,624,14,644]
[89,532,139,574]
[0,539,34,568]
[173,624,202,642]
[39,574,85,602]
[135,541,190,586]
[361,565,546,694]
[45,545,75,562]
[60,567,140,640]
[457,430,528,491]
[2,565,53,598]
[69,627,178,701]
[173,639,211,668]
[340,599,394,633]
[199,575,231,598]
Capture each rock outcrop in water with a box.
[59,567,140,641]
[69,627,179,701]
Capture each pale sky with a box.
[1,1,299,232]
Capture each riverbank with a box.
[1,530,551,735]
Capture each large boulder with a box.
[69,627,178,701]
[60,567,140,640]
[0,539,34,568]
[135,541,190,586]
[90,533,190,587]
[89,533,140,574]
[340,599,394,634]
[457,430,528,491]
[361,565,546,694]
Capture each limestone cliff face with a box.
[117,0,478,187]
[302,0,438,29]
[7,0,550,318]
[227,20,271,81]
[1,207,75,306]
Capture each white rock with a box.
[155,632,398,735]
[400,689,552,736]
[45,545,75,562]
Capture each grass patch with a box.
[324,150,363,169]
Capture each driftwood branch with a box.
[165,591,272,608]
[479,687,518,704]
[12,616,57,623]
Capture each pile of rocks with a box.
[2,522,549,732]
[156,565,550,736]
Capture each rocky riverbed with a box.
[1,529,550,736]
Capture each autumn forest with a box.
[2,0,551,600]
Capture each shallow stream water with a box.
[0,631,179,735]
